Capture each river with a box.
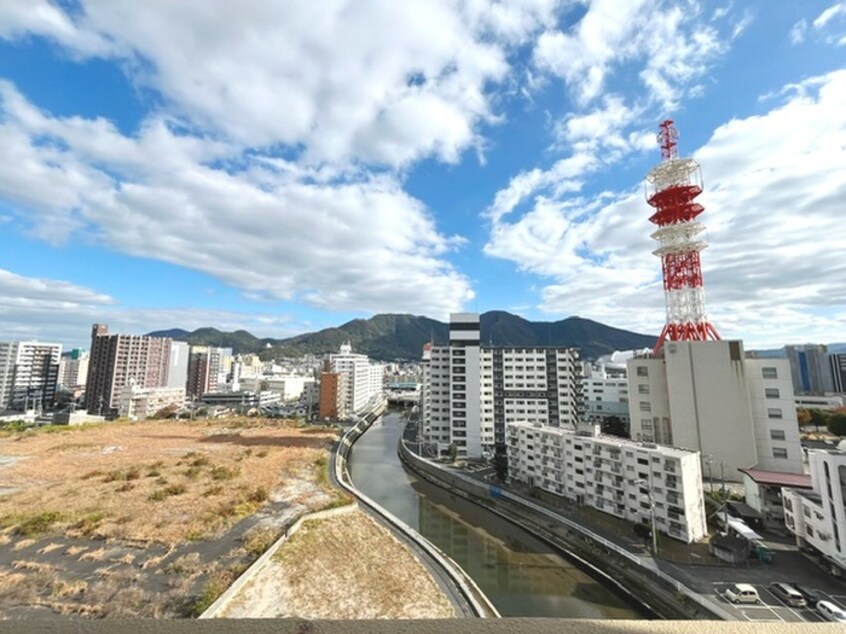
[348,412,644,618]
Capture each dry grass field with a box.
[0,418,344,544]
[0,418,348,617]
[223,509,456,619]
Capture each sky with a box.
[0,0,844,350]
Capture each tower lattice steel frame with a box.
[645,120,720,355]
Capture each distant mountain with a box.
[149,312,656,361]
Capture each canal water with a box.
[348,412,644,618]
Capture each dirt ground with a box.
[0,418,345,618]
[223,509,456,619]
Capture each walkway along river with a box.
[348,412,647,618]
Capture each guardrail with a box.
[333,411,500,618]
[400,442,734,621]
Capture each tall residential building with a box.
[786,344,835,395]
[325,343,384,414]
[167,342,190,390]
[783,448,846,576]
[0,341,62,411]
[830,353,846,394]
[420,313,582,459]
[186,346,227,398]
[318,371,349,420]
[627,341,803,480]
[582,372,630,426]
[85,324,171,415]
[507,421,707,543]
[58,349,89,389]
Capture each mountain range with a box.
[148,311,657,361]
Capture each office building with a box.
[507,421,707,543]
[58,349,89,389]
[627,343,803,481]
[0,341,62,411]
[421,313,582,459]
[786,344,835,395]
[85,324,171,416]
[830,353,846,394]
[783,447,846,576]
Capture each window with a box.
[638,384,650,395]
[773,447,788,459]
[770,429,786,441]
[762,367,778,379]
[636,366,648,377]
[639,401,651,412]
[764,387,780,399]
[767,408,783,419]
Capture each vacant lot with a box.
[0,418,345,617]
[223,509,456,619]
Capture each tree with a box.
[152,404,179,419]
[796,408,812,428]
[809,409,830,434]
[447,443,458,462]
[601,416,628,438]
[827,412,846,437]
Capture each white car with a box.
[724,583,760,604]
[816,600,846,623]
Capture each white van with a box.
[816,600,846,623]
[724,583,760,604]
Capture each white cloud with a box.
[0,83,474,318]
[533,0,734,109]
[792,2,846,46]
[484,70,846,347]
[0,1,565,168]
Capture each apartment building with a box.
[420,313,582,459]
[186,346,229,398]
[783,448,846,576]
[118,381,186,420]
[85,324,171,415]
[58,349,89,388]
[507,421,706,543]
[583,373,629,425]
[325,343,384,414]
[0,341,62,411]
[167,342,189,390]
[627,341,803,480]
[318,371,349,420]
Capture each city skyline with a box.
[0,2,844,349]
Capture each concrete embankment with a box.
[399,442,731,621]
[334,410,499,618]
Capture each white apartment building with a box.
[783,448,846,576]
[627,341,803,481]
[0,341,62,411]
[421,313,582,459]
[326,343,384,414]
[58,350,89,388]
[117,382,186,420]
[508,421,706,543]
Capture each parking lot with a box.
[712,582,846,623]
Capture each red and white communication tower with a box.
[645,119,720,355]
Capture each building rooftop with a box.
[738,468,812,488]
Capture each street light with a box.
[631,477,658,556]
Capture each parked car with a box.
[816,600,846,623]
[788,583,822,608]
[724,583,760,604]
[769,582,806,608]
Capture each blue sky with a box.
[0,1,844,349]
